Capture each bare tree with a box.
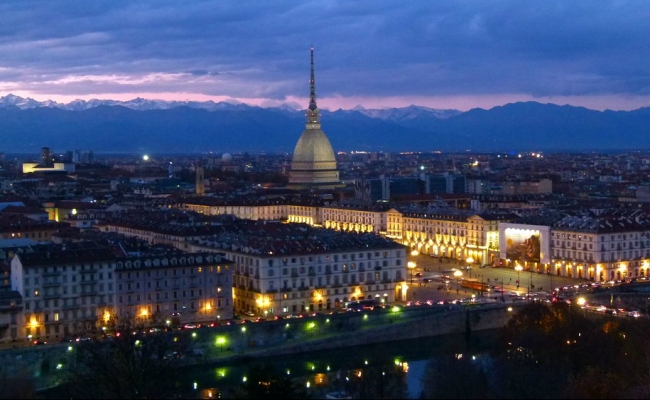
[61,316,192,399]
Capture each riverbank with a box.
[31,302,521,396]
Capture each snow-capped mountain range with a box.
[1,93,649,153]
[0,93,460,120]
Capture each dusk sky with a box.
[1,1,649,111]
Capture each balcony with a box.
[43,281,59,287]
[42,271,61,277]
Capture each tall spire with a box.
[306,45,321,128]
[309,45,317,111]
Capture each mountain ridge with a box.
[0,95,648,154]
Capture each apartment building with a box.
[191,221,408,317]
[7,241,233,342]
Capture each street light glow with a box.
[407,261,417,285]
[454,270,463,294]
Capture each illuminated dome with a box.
[291,129,336,167]
[288,47,340,189]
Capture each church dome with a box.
[291,128,336,166]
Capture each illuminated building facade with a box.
[192,223,408,316]
[7,242,233,342]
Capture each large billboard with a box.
[505,229,540,262]
[499,223,551,265]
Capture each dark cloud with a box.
[0,0,647,108]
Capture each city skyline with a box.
[0,1,648,112]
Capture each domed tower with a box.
[288,46,341,190]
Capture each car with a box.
[479,264,489,269]
[33,340,46,345]
[273,315,284,320]
[414,272,423,278]
[628,311,641,318]
[254,317,267,322]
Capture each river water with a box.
[182,328,500,398]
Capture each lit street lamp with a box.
[216,336,226,352]
[454,270,463,294]
[407,261,417,285]
[466,256,474,278]
[515,265,523,290]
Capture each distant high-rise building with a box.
[196,161,205,196]
[288,46,341,190]
[422,172,467,194]
[41,147,54,167]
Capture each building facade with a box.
[7,242,233,343]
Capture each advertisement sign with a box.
[498,223,551,265]
[504,228,541,263]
